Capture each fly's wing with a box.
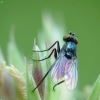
[64,58,78,90]
[50,52,73,82]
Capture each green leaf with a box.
[0,48,5,62]
[32,39,44,100]
[25,58,41,100]
[87,74,100,100]
[7,33,25,77]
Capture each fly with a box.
[32,32,78,92]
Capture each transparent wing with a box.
[64,58,78,90]
[50,53,73,82]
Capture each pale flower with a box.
[0,62,26,100]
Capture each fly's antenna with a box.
[72,33,75,36]
[69,32,72,35]
[69,32,75,36]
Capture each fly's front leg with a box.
[32,48,57,61]
[32,41,60,53]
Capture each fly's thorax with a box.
[65,42,76,59]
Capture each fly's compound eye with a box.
[75,38,78,44]
[63,35,70,41]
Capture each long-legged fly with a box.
[32,32,78,92]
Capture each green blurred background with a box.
[0,0,100,91]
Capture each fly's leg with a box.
[32,48,57,61]
[32,65,53,92]
[54,49,57,59]
[32,41,60,53]
[53,80,65,91]
[32,49,57,92]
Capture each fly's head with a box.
[64,32,78,59]
[63,32,78,45]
